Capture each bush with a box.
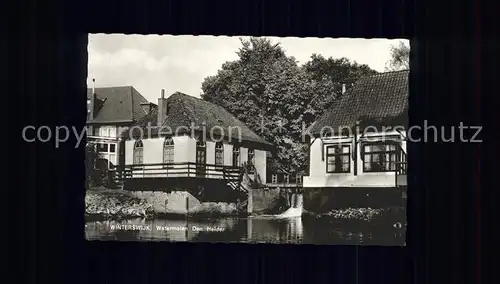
[85,143,108,188]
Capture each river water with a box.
[85,216,405,245]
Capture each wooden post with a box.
[247,215,253,241]
[247,187,253,214]
[353,132,358,176]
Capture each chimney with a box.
[157,89,168,126]
[140,102,153,114]
[342,83,346,94]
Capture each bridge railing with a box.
[111,162,242,183]
[395,150,408,187]
[266,172,303,187]
[395,149,407,174]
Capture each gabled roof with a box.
[87,86,149,124]
[308,70,409,136]
[124,92,272,147]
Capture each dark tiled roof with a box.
[87,86,149,124]
[309,70,409,136]
[124,92,272,147]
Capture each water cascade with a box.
[252,193,303,219]
[275,193,303,218]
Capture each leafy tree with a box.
[202,38,314,173]
[385,41,410,71]
[302,54,378,115]
[201,37,377,174]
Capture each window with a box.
[362,142,399,172]
[163,138,174,165]
[109,144,116,153]
[108,127,117,137]
[93,126,100,136]
[133,140,144,165]
[326,144,351,173]
[99,127,110,137]
[232,145,241,167]
[247,149,255,173]
[97,143,108,153]
[196,140,207,171]
[271,174,277,184]
[108,154,116,169]
[248,149,255,164]
[215,142,224,166]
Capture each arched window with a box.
[133,140,143,165]
[215,142,224,166]
[248,149,255,164]
[195,139,207,176]
[196,139,206,148]
[232,145,240,167]
[163,138,174,165]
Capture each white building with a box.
[120,90,273,189]
[303,70,408,193]
[87,83,154,169]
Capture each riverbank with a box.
[303,207,406,228]
[86,189,406,226]
[316,207,385,221]
[85,189,247,220]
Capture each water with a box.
[255,192,303,219]
[86,194,405,245]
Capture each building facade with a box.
[121,90,273,188]
[302,70,409,210]
[87,84,154,169]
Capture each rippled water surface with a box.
[85,216,405,245]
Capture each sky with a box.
[88,34,408,103]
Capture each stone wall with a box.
[131,190,242,216]
[249,188,287,214]
[303,187,405,213]
[131,191,201,214]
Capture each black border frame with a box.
[10,0,489,284]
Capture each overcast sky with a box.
[88,34,408,103]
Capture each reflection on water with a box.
[85,216,405,245]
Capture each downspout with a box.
[395,129,407,154]
[353,128,358,176]
[306,137,317,177]
[354,130,367,176]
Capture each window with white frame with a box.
[93,126,100,136]
[362,142,399,172]
[108,127,116,137]
[163,138,174,165]
[87,99,91,115]
[99,127,108,137]
[232,145,240,167]
[97,143,108,153]
[247,148,255,173]
[108,154,116,169]
[215,142,224,166]
[133,140,144,165]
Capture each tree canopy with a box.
[201,37,378,174]
[385,41,410,71]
